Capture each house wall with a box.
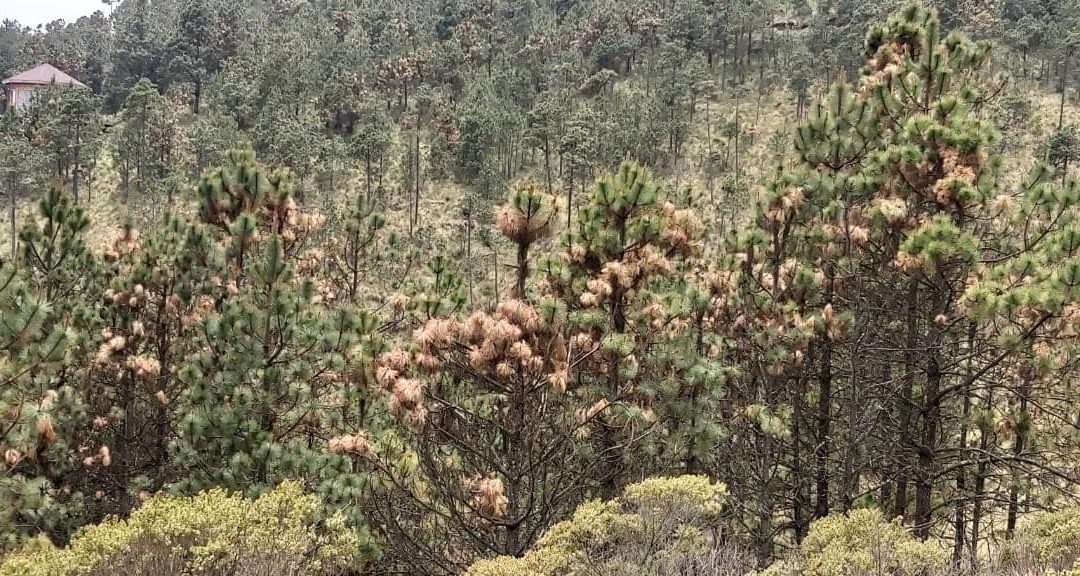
[4,85,38,112]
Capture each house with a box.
[2,63,88,112]
[769,15,811,31]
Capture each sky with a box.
[4,0,108,28]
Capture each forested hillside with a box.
[1,0,1080,575]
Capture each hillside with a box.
[1,1,1080,575]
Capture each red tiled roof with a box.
[3,64,88,88]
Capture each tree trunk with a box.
[814,336,833,519]
[914,288,945,540]
[413,119,421,233]
[705,97,715,203]
[72,121,81,203]
[365,157,372,199]
[792,369,810,543]
[513,240,528,300]
[686,310,708,474]
[1006,372,1032,537]
[953,325,974,562]
[566,168,574,230]
[892,278,918,519]
[734,98,741,192]
[971,382,993,563]
[492,244,499,303]
[544,138,552,195]
[879,361,894,508]
[754,439,775,566]
[840,355,860,512]
[348,226,360,302]
[1059,48,1072,130]
[8,176,15,262]
[194,75,202,115]
[114,370,137,516]
[378,156,385,198]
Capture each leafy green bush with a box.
[762,509,948,576]
[466,475,733,576]
[0,480,362,576]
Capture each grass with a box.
[3,74,1075,308]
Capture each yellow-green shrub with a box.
[0,480,361,576]
[465,475,729,576]
[1052,562,1080,576]
[762,509,948,576]
[1000,507,1080,572]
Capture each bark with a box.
[840,355,859,512]
[792,368,810,543]
[733,98,741,192]
[879,362,894,508]
[914,285,945,540]
[565,168,574,230]
[513,240,528,301]
[1006,373,1032,537]
[72,121,81,203]
[970,382,992,564]
[365,157,373,199]
[413,119,421,232]
[1059,48,1072,130]
[543,138,552,196]
[686,311,706,474]
[814,337,833,518]
[892,278,919,519]
[755,433,775,566]
[953,322,976,562]
[8,175,15,262]
[705,97,715,203]
[194,75,202,115]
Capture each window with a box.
[15,88,35,110]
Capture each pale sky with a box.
[3,0,108,28]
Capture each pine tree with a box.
[114,79,179,202]
[19,186,96,303]
[715,5,1080,563]
[78,217,218,519]
[19,86,102,204]
[0,114,48,261]
[365,183,591,574]
[1,186,94,547]
[541,160,705,497]
[170,150,381,559]
[0,262,78,550]
[1048,126,1080,186]
[324,193,388,304]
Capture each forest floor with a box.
[3,83,1077,283]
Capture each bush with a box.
[0,480,361,576]
[465,475,746,576]
[762,509,948,576]
[999,507,1080,574]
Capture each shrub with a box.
[999,507,1080,573]
[762,508,949,576]
[0,480,361,576]
[465,475,745,576]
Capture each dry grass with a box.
[4,79,1075,310]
